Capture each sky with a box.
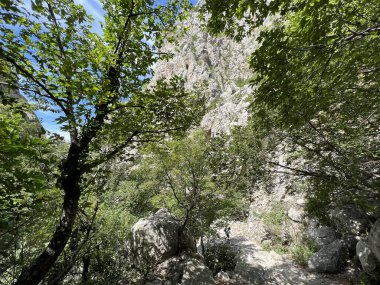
[33,0,197,141]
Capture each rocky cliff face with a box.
[151,7,259,134]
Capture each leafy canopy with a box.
[202,0,380,217]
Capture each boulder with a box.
[215,271,230,283]
[308,240,345,273]
[342,234,358,254]
[329,204,370,236]
[287,207,304,223]
[296,198,306,206]
[127,208,196,266]
[356,239,380,275]
[368,218,380,262]
[307,226,337,249]
[151,256,183,283]
[181,258,216,285]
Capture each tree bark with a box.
[81,255,90,283]
[15,145,82,285]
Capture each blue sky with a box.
[34,0,197,140]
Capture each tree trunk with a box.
[15,146,82,285]
[81,255,90,283]
[200,235,205,255]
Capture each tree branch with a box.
[82,131,139,172]
[0,48,69,116]
[47,3,66,60]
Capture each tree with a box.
[125,130,247,254]
[0,0,200,283]
[202,0,380,218]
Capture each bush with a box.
[290,242,317,266]
[204,244,237,275]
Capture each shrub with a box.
[290,242,317,266]
[204,244,237,275]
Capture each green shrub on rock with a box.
[204,244,237,276]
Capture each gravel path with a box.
[219,222,349,285]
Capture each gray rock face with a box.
[151,256,183,283]
[308,240,345,273]
[308,226,337,249]
[329,204,370,236]
[148,254,215,285]
[368,218,380,262]
[356,239,380,275]
[215,271,230,283]
[342,234,358,254]
[181,258,216,285]
[127,208,195,266]
[287,207,304,223]
[151,8,260,135]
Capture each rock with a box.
[145,281,162,285]
[368,218,380,262]
[296,198,306,206]
[342,234,358,254]
[127,208,196,266]
[150,5,258,136]
[215,271,230,283]
[288,207,304,222]
[308,240,345,273]
[261,239,272,248]
[307,226,337,249]
[279,231,291,246]
[356,239,380,275]
[152,256,183,282]
[181,258,216,285]
[329,204,370,236]
[0,76,45,137]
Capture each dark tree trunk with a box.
[15,145,82,285]
[200,235,205,255]
[81,255,91,283]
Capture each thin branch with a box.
[335,24,380,45]
[114,0,135,55]
[0,48,69,116]
[315,48,335,94]
[47,3,66,60]
[82,131,139,172]
[163,167,184,207]
[268,161,330,178]
[307,120,343,156]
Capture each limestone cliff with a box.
[151,7,259,134]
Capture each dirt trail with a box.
[221,221,349,285]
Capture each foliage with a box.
[124,130,247,241]
[1,0,199,283]
[202,0,380,219]
[255,203,289,227]
[208,125,272,204]
[290,240,317,267]
[253,203,295,254]
[204,244,237,276]
[0,100,66,284]
[234,77,251,88]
